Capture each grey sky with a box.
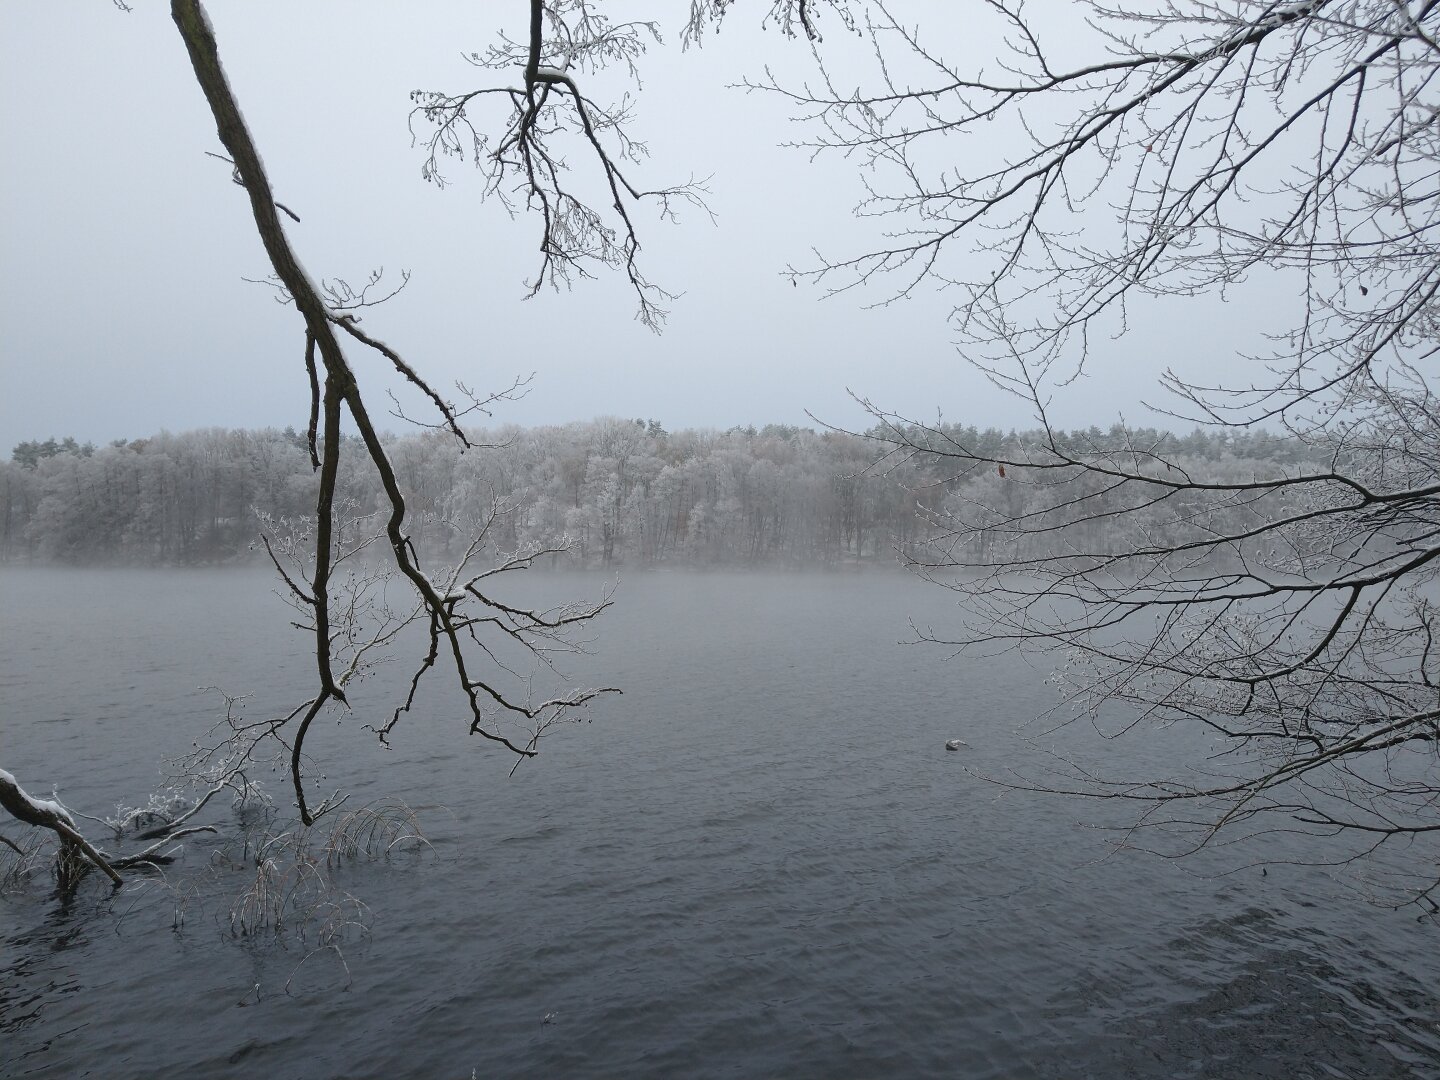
[0,2,1264,453]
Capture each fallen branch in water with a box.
[0,767,123,887]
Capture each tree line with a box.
[0,418,1329,568]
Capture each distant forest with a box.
[0,420,1325,567]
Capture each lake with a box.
[1,567,1437,1078]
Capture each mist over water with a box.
[2,568,1438,1078]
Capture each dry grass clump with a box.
[0,830,51,891]
[222,799,428,939]
[321,799,431,865]
[0,830,110,893]
[216,799,430,992]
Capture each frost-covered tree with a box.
[770,0,1440,910]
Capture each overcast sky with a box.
[0,2,1265,452]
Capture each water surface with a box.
[2,568,1437,1078]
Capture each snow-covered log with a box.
[0,767,123,886]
